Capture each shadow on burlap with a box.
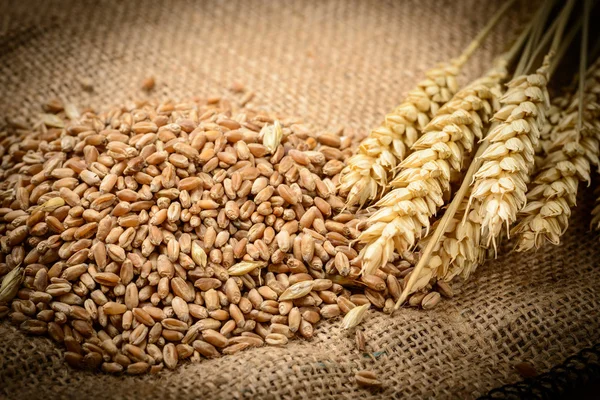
[2,0,598,399]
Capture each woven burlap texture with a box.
[2,0,598,399]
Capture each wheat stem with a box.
[521,13,560,75]
[549,0,577,56]
[514,0,556,76]
[548,17,583,78]
[454,0,519,68]
[523,0,576,76]
[578,0,591,133]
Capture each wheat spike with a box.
[339,63,460,207]
[467,58,551,250]
[514,3,594,248]
[358,64,506,275]
[533,95,567,171]
[514,66,600,250]
[539,96,570,148]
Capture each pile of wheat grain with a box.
[0,96,453,375]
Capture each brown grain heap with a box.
[0,96,442,374]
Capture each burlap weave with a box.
[2,0,599,399]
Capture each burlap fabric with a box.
[1,0,598,399]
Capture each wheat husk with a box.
[0,265,24,304]
[341,303,370,329]
[419,197,486,282]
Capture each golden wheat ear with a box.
[513,63,600,251]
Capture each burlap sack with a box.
[2,1,598,399]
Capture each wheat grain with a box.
[468,58,551,249]
[355,370,382,387]
[341,303,370,329]
[358,64,506,276]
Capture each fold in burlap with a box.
[2,1,599,399]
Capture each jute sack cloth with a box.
[2,0,599,398]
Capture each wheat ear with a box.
[358,63,507,276]
[514,62,600,249]
[393,1,577,307]
[339,63,459,207]
[392,63,551,301]
[424,85,560,282]
[339,0,517,208]
[467,59,551,250]
[393,4,571,305]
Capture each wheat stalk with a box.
[358,63,507,276]
[339,0,517,208]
